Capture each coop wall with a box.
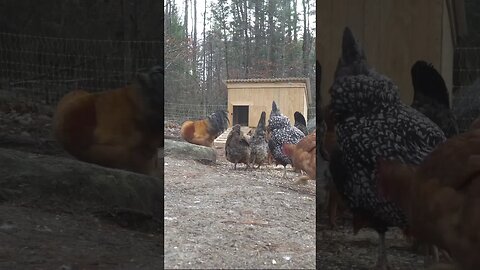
[227,82,308,128]
[318,0,454,106]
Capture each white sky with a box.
[173,0,316,39]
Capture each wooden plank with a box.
[318,0,445,106]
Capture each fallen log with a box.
[0,148,163,231]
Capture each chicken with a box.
[225,124,251,169]
[376,129,480,269]
[249,112,269,169]
[329,27,446,269]
[411,60,459,138]
[282,131,316,184]
[294,111,308,136]
[180,110,229,147]
[267,101,305,178]
[53,66,163,175]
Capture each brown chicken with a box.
[180,110,229,147]
[53,66,163,175]
[376,129,480,270]
[282,131,316,184]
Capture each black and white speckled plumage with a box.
[330,28,446,230]
[410,60,459,138]
[268,101,305,166]
[250,111,269,167]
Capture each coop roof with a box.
[225,77,312,104]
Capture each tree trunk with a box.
[0,148,163,221]
[267,0,275,77]
[302,0,308,75]
[293,0,298,43]
[202,1,207,117]
[184,0,189,39]
[243,0,249,77]
[193,0,197,78]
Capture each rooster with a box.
[53,66,163,175]
[411,60,459,138]
[294,111,308,136]
[180,110,229,147]
[249,112,269,169]
[329,27,445,269]
[225,124,251,169]
[267,101,305,178]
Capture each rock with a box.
[0,148,162,229]
[164,139,216,162]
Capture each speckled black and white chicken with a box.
[411,60,459,138]
[249,111,269,168]
[329,27,446,269]
[267,101,305,178]
[225,124,250,169]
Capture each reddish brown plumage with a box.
[376,129,480,269]
[180,110,229,147]
[53,67,163,175]
[282,132,316,184]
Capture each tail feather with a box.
[411,60,450,108]
[255,111,266,135]
[271,101,280,117]
[342,27,364,65]
[335,27,369,78]
[294,111,307,127]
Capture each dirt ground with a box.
[164,151,316,269]
[0,204,163,269]
[164,121,435,270]
[0,98,163,270]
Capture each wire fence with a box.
[1,31,478,131]
[165,102,316,125]
[0,32,162,105]
[453,47,480,132]
[164,102,227,123]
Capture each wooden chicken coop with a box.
[225,78,311,128]
[317,0,467,106]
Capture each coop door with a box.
[233,106,249,126]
